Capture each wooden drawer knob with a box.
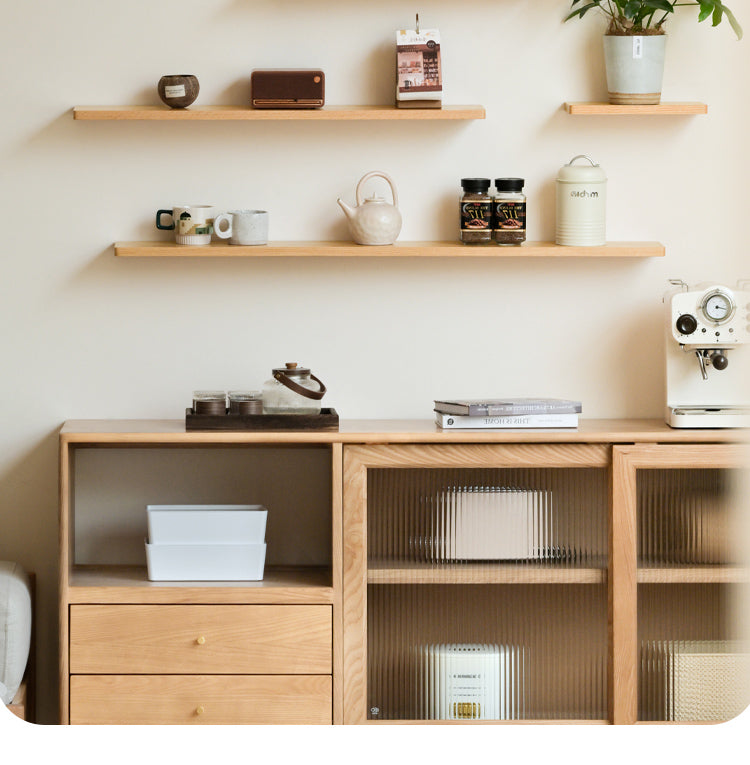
[196,636,206,645]
[195,705,205,716]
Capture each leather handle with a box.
[273,371,327,400]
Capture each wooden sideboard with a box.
[59,419,748,724]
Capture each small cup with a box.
[214,210,269,246]
[156,205,215,245]
[192,390,226,415]
[158,75,199,108]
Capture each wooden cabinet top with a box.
[59,419,748,445]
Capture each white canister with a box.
[555,155,607,246]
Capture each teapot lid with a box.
[362,192,387,203]
[272,361,310,377]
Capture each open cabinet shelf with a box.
[564,102,708,115]
[73,104,486,121]
[114,240,666,258]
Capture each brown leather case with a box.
[251,69,325,109]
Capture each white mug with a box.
[214,209,269,245]
[156,205,215,245]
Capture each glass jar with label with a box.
[493,178,526,245]
[460,178,492,244]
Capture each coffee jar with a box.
[555,155,607,246]
[262,362,327,414]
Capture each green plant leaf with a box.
[564,2,601,21]
[643,0,675,12]
[722,6,744,39]
[698,2,715,23]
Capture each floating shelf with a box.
[114,240,665,258]
[74,104,485,121]
[564,102,708,116]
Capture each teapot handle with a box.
[355,171,399,208]
[273,370,327,400]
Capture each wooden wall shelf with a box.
[114,240,665,258]
[74,104,486,121]
[564,102,708,116]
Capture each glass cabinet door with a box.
[343,444,610,723]
[612,445,750,724]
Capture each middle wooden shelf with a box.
[114,240,666,258]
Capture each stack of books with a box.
[434,398,581,429]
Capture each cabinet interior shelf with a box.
[73,104,486,121]
[637,565,749,584]
[368,562,606,585]
[68,565,333,604]
[114,240,666,258]
[564,102,708,116]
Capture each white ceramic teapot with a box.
[337,171,402,245]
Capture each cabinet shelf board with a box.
[74,104,485,121]
[565,102,708,116]
[367,562,606,585]
[637,565,749,584]
[114,240,665,258]
[67,565,333,604]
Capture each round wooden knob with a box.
[196,636,206,645]
[195,705,205,716]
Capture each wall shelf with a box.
[114,240,666,258]
[74,104,486,121]
[564,102,708,116]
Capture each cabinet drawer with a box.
[69,604,331,674]
[70,674,332,724]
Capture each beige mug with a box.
[156,205,215,245]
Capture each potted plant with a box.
[565,1,742,104]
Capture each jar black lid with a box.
[461,178,491,192]
[494,177,525,192]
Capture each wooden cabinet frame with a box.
[610,443,748,724]
[58,421,745,724]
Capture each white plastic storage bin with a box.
[145,541,267,581]
[147,504,267,544]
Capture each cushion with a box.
[0,561,31,705]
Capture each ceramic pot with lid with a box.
[262,362,327,414]
[555,155,607,246]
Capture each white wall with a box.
[1,0,748,728]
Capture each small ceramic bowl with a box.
[158,74,199,109]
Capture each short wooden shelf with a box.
[637,565,749,584]
[67,564,333,604]
[368,561,606,585]
[564,102,708,116]
[73,104,485,121]
[114,240,666,258]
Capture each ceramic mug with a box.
[214,209,269,245]
[156,205,215,245]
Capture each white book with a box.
[436,412,579,429]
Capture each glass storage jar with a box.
[262,362,327,415]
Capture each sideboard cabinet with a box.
[59,420,748,724]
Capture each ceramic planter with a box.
[603,34,666,105]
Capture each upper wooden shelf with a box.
[73,104,486,121]
[564,102,708,116]
[114,240,665,258]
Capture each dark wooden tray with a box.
[185,407,339,431]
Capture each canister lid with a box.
[272,362,309,377]
[494,178,524,192]
[557,155,607,183]
[461,178,491,193]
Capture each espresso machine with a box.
[664,279,750,428]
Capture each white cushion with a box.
[0,562,31,705]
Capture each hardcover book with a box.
[436,412,579,429]
[434,398,582,417]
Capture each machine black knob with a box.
[676,313,698,335]
[710,352,729,370]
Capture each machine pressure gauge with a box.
[701,290,735,324]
